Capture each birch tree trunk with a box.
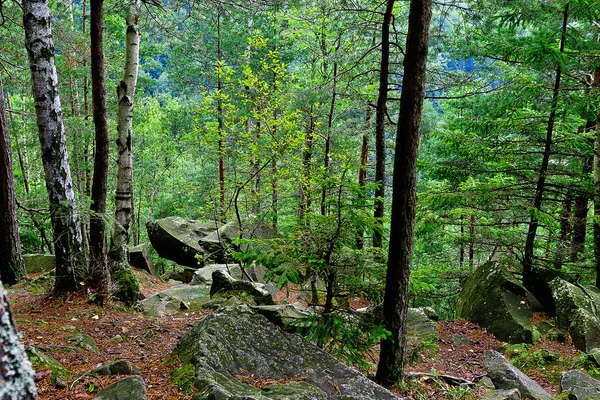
[0,74,26,285]
[0,281,38,400]
[109,0,141,306]
[376,0,432,385]
[23,0,85,293]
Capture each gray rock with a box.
[93,360,139,376]
[550,277,600,352]
[26,346,71,379]
[138,285,211,317]
[561,370,600,400]
[128,243,154,275]
[174,305,398,399]
[210,270,274,306]
[483,350,552,400]
[146,217,221,267]
[589,348,600,366]
[249,304,311,330]
[456,262,538,344]
[540,350,560,363]
[68,330,99,353]
[190,264,242,286]
[23,254,56,274]
[480,376,496,389]
[452,333,472,347]
[93,375,146,400]
[483,389,521,400]
[406,307,439,346]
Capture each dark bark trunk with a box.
[298,111,315,222]
[0,74,26,285]
[376,0,432,385]
[522,4,568,289]
[571,127,594,262]
[89,0,110,299]
[468,214,475,268]
[356,106,372,250]
[554,198,572,268]
[0,281,38,399]
[373,0,395,249]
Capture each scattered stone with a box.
[68,330,99,353]
[93,375,146,400]
[137,285,211,317]
[26,346,71,380]
[540,350,560,363]
[190,264,242,286]
[550,277,600,352]
[456,262,540,344]
[210,270,274,306]
[23,254,56,274]
[128,243,154,275]
[483,389,521,400]
[560,370,600,400]
[147,217,221,267]
[173,305,398,399]
[452,333,472,347]
[483,350,553,400]
[93,360,139,376]
[479,376,496,389]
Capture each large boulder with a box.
[190,264,243,286]
[199,220,277,264]
[173,305,398,399]
[406,307,439,346]
[146,217,221,267]
[483,350,552,400]
[23,254,56,274]
[210,270,275,306]
[456,262,540,344]
[137,285,211,317]
[549,277,600,352]
[128,243,154,275]
[560,370,600,400]
[93,375,146,400]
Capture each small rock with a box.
[93,375,146,400]
[452,333,472,346]
[540,350,560,363]
[483,389,521,400]
[479,376,495,389]
[68,330,99,353]
[561,369,600,400]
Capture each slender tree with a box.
[373,0,395,248]
[23,0,85,293]
[109,0,142,305]
[89,0,111,299]
[0,73,26,285]
[376,0,432,385]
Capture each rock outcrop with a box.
[173,305,398,399]
[146,217,221,267]
[456,262,540,344]
[210,270,274,306]
[190,264,242,286]
[483,350,552,400]
[549,277,600,352]
[137,285,211,317]
[93,375,146,400]
[560,369,600,400]
[128,243,154,275]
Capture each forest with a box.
[2,0,600,399]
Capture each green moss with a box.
[172,363,196,394]
[116,268,140,307]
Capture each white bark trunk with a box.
[23,0,85,292]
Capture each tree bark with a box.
[356,106,372,250]
[109,0,141,306]
[522,4,568,289]
[373,0,395,249]
[595,121,600,287]
[571,127,594,262]
[0,74,26,285]
[0,281,38,400]
[217,13,226,220]
[376,0,432,385]
[89,0,111,299]
[23,0,85,293]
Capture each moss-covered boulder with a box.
[190,264,242,286]
[549,277,600,352]
[199,220,278,264]
[560,370,600,400]
[137,284,211,317]
[210,270,274,306]
[406,307,439,345]
[146,217,221,268]
[68,330,99,353]
[23,254,56,274]
[128,243,154,275]
[456,262,539,344]
[93,375,146,400]
[173,305,398,399]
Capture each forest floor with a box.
[7,270,582,400]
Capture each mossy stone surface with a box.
[138,284,211,317]
[116,268,140,307]
[26,346,71,380]
[456,262,537,344]
[173,305,398,399]
[93,375,146,400]
[23,254,56,274]
[210,270,274,306]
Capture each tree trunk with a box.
[217,13,226,220]
[522,4,568,289]
[376,0,432,385]
[89,0,111,300]
[356,106,372,250]
[373,0,395,249]
[298,111,315,222]
[595,120,600,287]
[109,0,141,306]
[554,197,572,268]
[0,74,26,285]
[571,133,593,262]
[0,281,38,400]
[23,0,85,293]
